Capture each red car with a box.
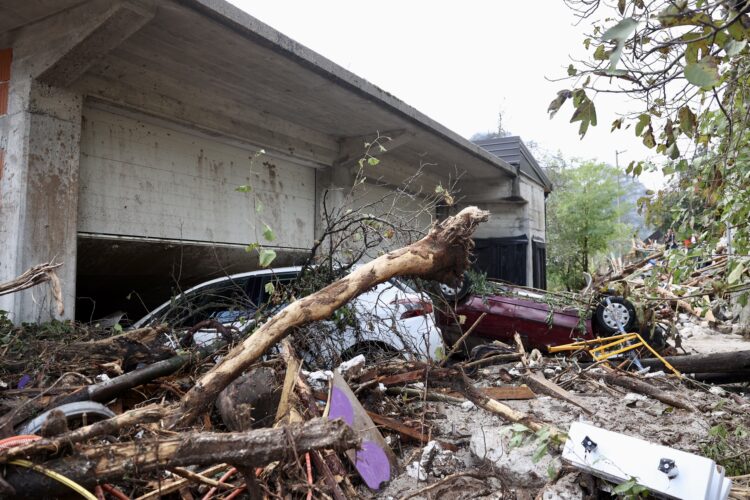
[434,276,645,354]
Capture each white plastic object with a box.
[563,422,731,500]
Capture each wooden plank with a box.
[440,385,535,401]
[376,367,456,386]
[523,372,593,415]
[366,411,428,443]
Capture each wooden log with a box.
[691,370,750,384]
[459,372,564,441]
[0,404,166,462]
[523,372,593,415]
[168,207,490,428]
[637,350,750,374]
[2,418,358,497]
[601,372,697,411]
[366,411,430,444]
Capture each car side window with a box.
[159,278,255,327]
[258,272,299,305]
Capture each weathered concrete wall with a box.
[0,78,82,323]
[78,105,315,249]
[469,177,547,285]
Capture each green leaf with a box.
[570,91,597,138]
[245,243,259,253]
[264,282,275,295]
[236,185,252,193]
[684,56,720,88]
[728,262,745,284]
[262,224,276,242]
[567,64,577,76]
[642,126,656,148]
[635,114,651,137]
[666,142,680,159]
[678,106,696,137]
[593,44,608,60]
[725,38,747,57]
[510,423,530,433]
[613,479,639,494]
[258,248,277,268]
[113,323,123,333]
[532,442,549,463]
[367,157,380,166]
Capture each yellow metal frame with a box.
[549,333,681,377]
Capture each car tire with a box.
[437,272,472,302]
[595,296,637,335]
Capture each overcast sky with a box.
[229,1,665,189]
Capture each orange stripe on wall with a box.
[0,48,11,116]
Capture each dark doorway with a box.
[473,235,528,285]
[532,240,547,290]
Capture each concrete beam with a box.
[335,129,416,170]
[6,0,155,87]
[39,2,156,88]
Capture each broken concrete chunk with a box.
[469,425,560,488]
[538,473,584,500]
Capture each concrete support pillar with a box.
[314,162,354,240]
[0,77,82,322]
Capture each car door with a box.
[511,291,593,350]
[456,294,517,346]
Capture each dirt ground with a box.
[368,322,750,499]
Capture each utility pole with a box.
[615,149,627,224]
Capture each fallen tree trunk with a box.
[691,370,750,384]
[0,405,167,462]
[601,372,697,411]
[168,206,489,428]
[2,418,357,497]
[638,350,750,374]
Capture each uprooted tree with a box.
[168,205,489,428]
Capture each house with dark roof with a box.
[0,0,551,322]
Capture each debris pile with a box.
[0,209,748,499]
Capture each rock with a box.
[461,400,477,412]
[304,370,333,392]
[406,461,427,481]
[709,386,726,396]
[470,425,560,488]
[337,354,366,378]
[539,473,584,500]
[716,324,733,335]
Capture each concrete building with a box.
[0,0,551,323]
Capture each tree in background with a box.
[553,0,750,296]
[547,161,629,290]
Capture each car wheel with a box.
[595,296,637,335]
[437,272,472,302]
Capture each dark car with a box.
[434,274,647,354]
